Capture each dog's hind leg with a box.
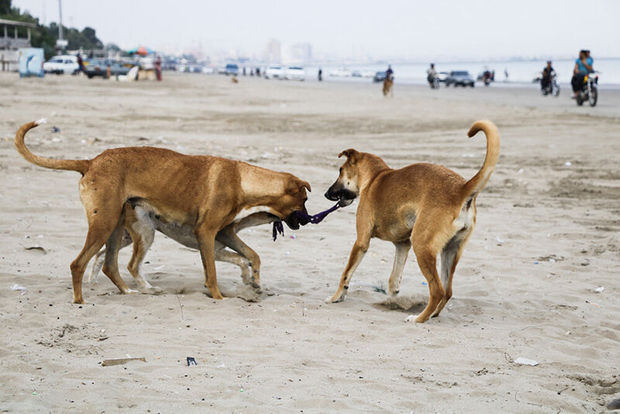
[410,216,452,323]
[216,227,261,290]
[126,218,161,294]
[214,248,252,286]
[388,241,411,296]
[101,222,136,295]
[70,213,122,304]
[432,227,473,318]
[88,230,132,284]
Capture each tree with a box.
[0,0,12,16]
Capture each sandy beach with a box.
[0,73,618,412]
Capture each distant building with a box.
[0,18,36,71]
[264,39,281,64]
[287,43,312,64]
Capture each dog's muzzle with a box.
[285,210,308,230]
[325,187,357,207]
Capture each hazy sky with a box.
[12,0,620,60]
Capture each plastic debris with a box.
[10,284,27,295]
[594,286,605,293]
[51,126,60,133]
[101,357,146,367]
[564,161,572,167]
[24,246,46,254]
[496,236,503,246]
[514,357,538,366]
[186,357,197,366]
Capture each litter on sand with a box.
[514,357,538,366]
[593,286,605,293]
[24,246,47,254]
[101,357,146,367]
[186,357,197,366]
[10,284,28,295]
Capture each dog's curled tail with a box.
[462,120,500,199]
[15,120,90,175]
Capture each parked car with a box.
[84,59,131,79]
[285,66,305,81]
[373,71,387,82]
[43,55,79,74]
[446,70,475,87]
[436,71,450,83]
[224,63,239,76]
[264,65,284,79]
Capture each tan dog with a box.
[15,120,311,303]
[324,120,499,323]
[88,199,277,293]
[382,77,393,97]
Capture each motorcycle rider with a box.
[571,50,593,99]
[386,64,394,81]
[541,61,555,92]
[427,63,437,87]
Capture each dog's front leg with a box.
[326,238,369,303]
[216,227,261,290]
[388,241,411,296]
[196,226,224,300]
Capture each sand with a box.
[0,72,618,413]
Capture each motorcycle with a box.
[576,72,598,107]
[541,72,560,96]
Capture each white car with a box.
[43,55,79,74]
[264,65,284,79]
[285,66,305,81]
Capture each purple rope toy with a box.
[272,202,341,241]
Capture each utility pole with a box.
[56,0,67,52]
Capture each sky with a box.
[12,0,620,61]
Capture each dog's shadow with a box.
[373,295,427,313]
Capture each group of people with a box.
[570,49,593,98]
[541,49,594,99]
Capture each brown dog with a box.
[88,199,278,293]
[15,120,311,303]
[324,120,499,322]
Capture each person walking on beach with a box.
[154,55,162,81]
[427,63,437,87]
[318,68,323,81]
[77,54,85,74]
[571,50,593,98]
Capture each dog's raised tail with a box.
[462,120,500,199]
[15,120,90,175]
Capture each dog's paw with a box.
[139,285,163,295]
[415,314,429,323]
[325,294,345,304]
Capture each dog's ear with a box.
[286,179,311,194]
[338,149,359,164]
